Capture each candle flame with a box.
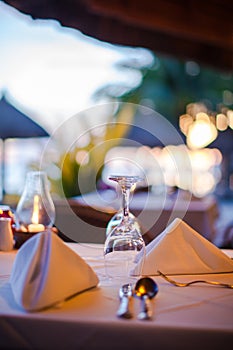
[31,195,40,224]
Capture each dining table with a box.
[0,240,233,350]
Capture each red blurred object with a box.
[0,205,14,222]
[0,205,15,231]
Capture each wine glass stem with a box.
[122,186,130,220]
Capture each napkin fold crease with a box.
[10,231,99,311]
[135,218,233,275]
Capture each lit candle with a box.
[28,195,45,233]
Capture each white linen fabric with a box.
[10,230,99,311]
[134,218,233,275]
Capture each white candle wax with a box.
[28,223,45,233]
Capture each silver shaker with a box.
[0,217,14,251]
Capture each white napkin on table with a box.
[134,218,233,275]
[10,230,99,311]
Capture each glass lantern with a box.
[15,171,55,233]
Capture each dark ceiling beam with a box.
[89,0,232,49]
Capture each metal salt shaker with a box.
[0,217,14,251]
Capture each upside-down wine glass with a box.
[104,175,145,282]
[105,184,141,236]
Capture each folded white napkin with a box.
[10,230,99,311]
[134,218,233,275]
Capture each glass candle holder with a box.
[15,171,55,233]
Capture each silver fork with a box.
[157,270,233,289]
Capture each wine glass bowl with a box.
[104,175,145,281]
[106,191,141,237]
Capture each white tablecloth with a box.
[0,244,233,350]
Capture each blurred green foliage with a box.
[96,53,233,128]
[55,103,136,198]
